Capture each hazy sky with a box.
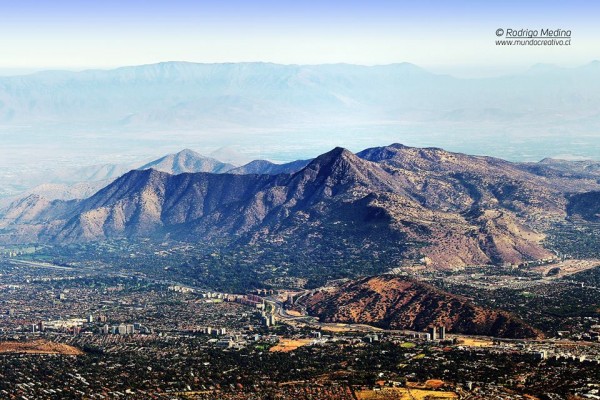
[1,0,599,76]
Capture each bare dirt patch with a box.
[532,259,600,278]
[0,339,83,355]
[354,387,457,399]
[269,338,313,352]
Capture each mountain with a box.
[3,143,600,270]
[356,143,593,208]
[55,167,283,241]
[138,149,236,174]
[229,159,310,175]
[7,147,400,242]
[352,144,595,266]
[3,61,600,128]
[305,275,542,339]
[0,62,444,127]
[3,61,600,172]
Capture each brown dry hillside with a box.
[306,275,542,339]
[0,339,83,355]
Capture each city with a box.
[0,252,598,399]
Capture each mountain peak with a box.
[324,146,354,158]
[305,147,355,170]
[176,148,200,156]
[328,146,352,157]
[297,146,403,196]
[139,149,235,174]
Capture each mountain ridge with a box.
[2,61,599,127]
[3,143,600,271]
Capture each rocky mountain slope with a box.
[567,191,600,222]
[2,144,600,269]
[306,275,543,339]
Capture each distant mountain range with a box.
[2,143,600,270]
[2,61,600,169]
[2,61,600,129]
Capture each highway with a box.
[6,259,75,270]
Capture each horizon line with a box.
[1,59,599,80]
